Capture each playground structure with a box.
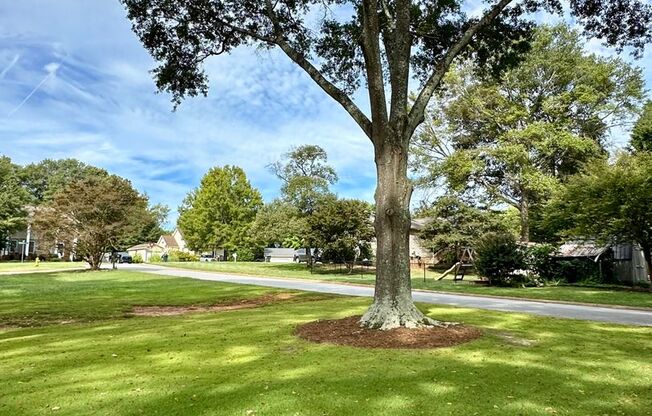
[437,247,476,281]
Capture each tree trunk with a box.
[87,253,102,270]
[360,138,438,330]
[519,196,530,243]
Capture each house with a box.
[157,228,192,253]
[408,218,435,261]
[127,243,164,262]
[1,230,38,259]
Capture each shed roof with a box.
[554,242,609,259]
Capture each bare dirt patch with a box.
[131,293,299,316]
[295,315,483,349]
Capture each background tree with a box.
[117,203,170,250]
[20,159,108,203]
[270,144,338,264]
[269,145,338,214]
[309,198,375,269]
[411,25,644,243]
[250,200,308,250]
[631,101,652,153]
[33,175,149,270]
[417,195,512,264]
[178,166,263,255]
[124,0,652,329]
[546,152,652,282]
[0,156,29,250]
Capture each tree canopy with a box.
[178,166,263,253]
[20,158,109,203]
[631,100,652,152]
[547,152,652,279]
[33,175,150,269]
[417,195,512,261]
[250,199,308,249]
[309,198,375,264]
[269,145,338,215]
[0,157,29,249]
[411,24,645,242]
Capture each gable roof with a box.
[160,234,179,248]
[127,243,164,251]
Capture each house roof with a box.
[410,218,433,231]
[554,242,609,259]
[160,234,179,248]
[128,243,164,251]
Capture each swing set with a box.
[437,247,475,281]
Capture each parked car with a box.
[118,252,132,264]
[293,248,320,263]
[199,254,216,262]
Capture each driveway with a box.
[124,263,652,327]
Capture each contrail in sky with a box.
[7,61,62,117]
[0,54,20,79]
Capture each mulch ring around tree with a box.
[131,293,301,316]
[295,315,483,349]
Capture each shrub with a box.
[169,250,198,262]
[474,232,525,286]
[234,247,259,262]
[525,244,558,280]
[132,254,144,264]
[150,254,162,263]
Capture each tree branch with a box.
[264,0,373,140]
[360,0,389,135]
[408,0,515,135]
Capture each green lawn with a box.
[0,261,86,273]
[1,270,650,415]
[161,261,652,309]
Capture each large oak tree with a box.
[123,0,652,329]
[411,24,644,242]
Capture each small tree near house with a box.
[123,0,652,329]
[33,175,150,270]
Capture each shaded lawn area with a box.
[0,270,310,327]
[162,261,652,309]
[0,261,86,273]
[0,271,650,415]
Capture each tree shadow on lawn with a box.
[0,270,327,328]
[1,299,650,416]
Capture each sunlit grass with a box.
[0,270,650,415]
[0,261,85,273]
[163,261,652,308]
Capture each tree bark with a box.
[519,196,530,243]
[360,137,438,329]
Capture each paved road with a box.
[124,264,652,327]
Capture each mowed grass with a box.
[1,270,651,416]
[0,261,85,273]
[162,261,652,309]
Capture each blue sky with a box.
[0,1,650,225]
